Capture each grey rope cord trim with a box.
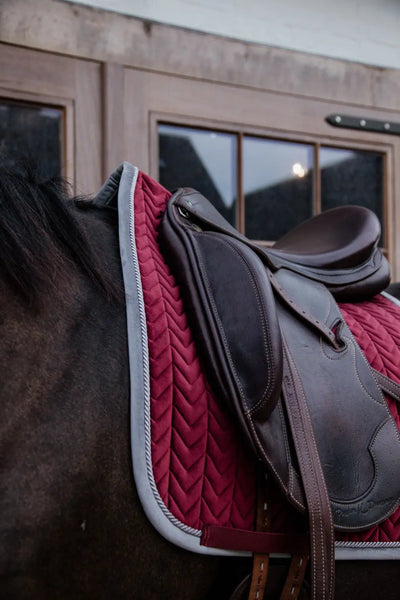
[336,541,400,548]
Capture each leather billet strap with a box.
[247,470,309,600]
[267,270,341,349]
[248,554,269,600]
[229,557,309,600]
[280,555,309,600]
[248,471,271,600]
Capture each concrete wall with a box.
[62,0,400,69]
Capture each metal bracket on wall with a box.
[326,114,400,136]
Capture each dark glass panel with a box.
[0,101,63,178]
[320,147,384,241]
[158,124,237,226]
[243,137,314,241]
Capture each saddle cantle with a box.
[159,188,400,600]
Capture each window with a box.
[158,124,385,246]
[320,147,384,241]
[243,137,314,241]
[0,100,63,178]
[159,124,237,226]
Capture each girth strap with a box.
[248,472,270,600]
[248,469,309,600]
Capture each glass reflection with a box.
[0,101,63,178]
[320,147,384,241]
[243,137,314,241]
[158,124,237,226]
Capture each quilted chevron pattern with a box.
[134,172,257,531]
[337,299,400,543]
[133,171,400,542]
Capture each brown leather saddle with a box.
[160,189,400,600]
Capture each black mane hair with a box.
[0,163,121,308]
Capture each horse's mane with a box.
[0,163,121,308]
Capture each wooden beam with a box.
[1,0,400,112]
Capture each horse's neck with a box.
[0,208,127,409]
[0,270,111,400]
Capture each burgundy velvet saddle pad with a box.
[110,163,400,559]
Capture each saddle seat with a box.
[271,204,381,268]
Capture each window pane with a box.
[320,147,384,241]
[0,101,63,178]
[243,137,314,241]
[158,124,237,226]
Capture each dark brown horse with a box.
[0,165,399,599]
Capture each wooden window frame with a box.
[0,88,74,183]
[152,112,393,251]
[0,43,104,195]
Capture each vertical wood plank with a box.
[237,132,244,234]
[388,141,400,276]
[62,99,75,185]
[102,62,125,178]
[123,68,150,173]
[74,60,103,196]
[313,143,321,214]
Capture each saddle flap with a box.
[272,269,400,530]
[159,197,283,438]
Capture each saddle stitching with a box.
[269,271,339,349]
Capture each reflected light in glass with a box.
[292,162,308,178]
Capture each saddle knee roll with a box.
[160,203,283,448]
